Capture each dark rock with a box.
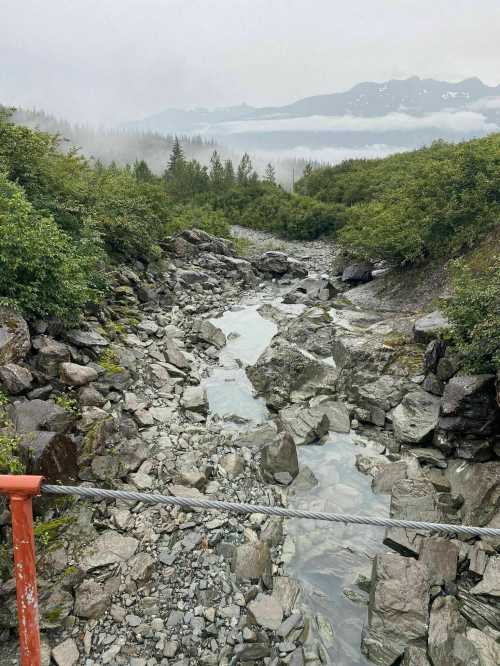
[191,319,226,349]
[10,399,75,434]
[418,537,459,585]
[423,372,445,396]
[0,363,33,394]
[18,431,78,483]
[0,308,30,364]
[362,553,430,666]
[233,644,271,661]
[65,329,109,348]
[436,350,462,381]
[260,432,299,482]
[440,375,498,436]
[278,404,329,445]
[284,276,337,304]
[78,386,106,407]
[254,251,307,277]
[424,339,447,374]
[35,337,71,377]
[342,263,373,283]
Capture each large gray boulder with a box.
[59,362,98,387]
[0,308,30,365]
[413,310,450,344]
[35,337,71,377]
[419,537,459,585]
[342,263,373,283]
[260,432,299,482]
[439,375,498,436]
[278,404,329,445]
[255,251,307,277]
[79,530,139,572]
[362,553,430,666]
[231,541,272,582]
[181,386,208,414]
[428,596,467,666]
[0,363,33,394]
[234,422,278,449]
[470,556,500,597]
[392,389,441,444]
[191,319,226,349]
[284,276,337,304]
[10,399,75,434]
[247,339,337,410]
[355,375,408,424]
[66,328,109,348]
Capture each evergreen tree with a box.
[133,159,153,182]
[264,162,276,185]
[209,150,225,190]
[223,159,235,187]
[303,162,313,179]
[237,153,253,185]
[166,137,185,176]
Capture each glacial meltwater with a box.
[205,288,390,665]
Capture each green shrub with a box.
[0,174,104,322]
[167,204,229,237]
[444,256,500,373]
[0,434,23,473]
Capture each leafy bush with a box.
[0,434,23,473]
[444,256,500,373]
[0,174,103,321]
[167,204,230,237]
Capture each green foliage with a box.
[34,516,75,547]
[54,393,80,415]
[168,204,230,238]
[0,434,23,473]
[296,135,500,264]
[0,390,9,406]
[98,348,124,374]
[0,173,103,322]
[444,256,500,373]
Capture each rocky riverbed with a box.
[0,226,499,665]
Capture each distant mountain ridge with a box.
[127,77,500,135]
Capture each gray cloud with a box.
[1,0,500,125]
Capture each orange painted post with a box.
[0,475,43,666]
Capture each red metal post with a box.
[0,475,43,666]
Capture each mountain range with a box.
[126,77,500,160]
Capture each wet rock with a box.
[248,593,283,630]
[289,465,319,494]
[439,375,498,436]
[418,537,459,585]
[402,646,431,666]
[413,310,450,344]
[470,556,500,597]
[18,431,78,482]
[392,389,441,444]
[428,596,467,666]
[362,553,430,666]
[231,541,272,581]
[279,404,329,445]
[0,308,30,364]
[247,339,337,410]
[74,579,110,618]
[255,251,307,277]
[181,386,208,414]
[35,337,71,377]
[0,363,33,394]
[66,328,109,348]
[59,362,98,386]
[342,263,373,283]
[79,530,139,571]
[192,319,226,348]
[52,638,79,666]
[260,432,299,482]
[10,398,75,434]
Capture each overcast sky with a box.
[1,0,499,125]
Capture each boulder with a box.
[356,375,408,414]
[424,338,447,374]
[18,431,78,483]
[436,351,463,381]
[466,627,500,664]
[247,339,337,411]
[260,432,299,482]
[231,541,272,582]
[284,276,337,303]
[35,337,71,377]
[402,646,431,666]
[413,310,450,344]
[164,339,190,369]
[342,263,373,283]
[234,422,278,449]
[309,396,351,433]
[10,399,75,434]
[181,386,208,414]
[439,375,498,436]
[392,389,441,444]
[279,404,329,445]
[66,328,109,348]
[255,251,307,277]
[74,579,110,619]
[248,594,283,630]
[470,556,500,597]
[362,553,430,666]
[192,319,226,349]
[446,460,500,528]
[428,596,467,666]
[418,537,459,585]
[51,638,79,666]
[59,362,98,387]
[0,363,33,394]
[280,309,335,357]
[79,530,139,572]
[0,308,30,364]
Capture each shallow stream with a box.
[204,286,389,665]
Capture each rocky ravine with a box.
[0,226,499,666]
